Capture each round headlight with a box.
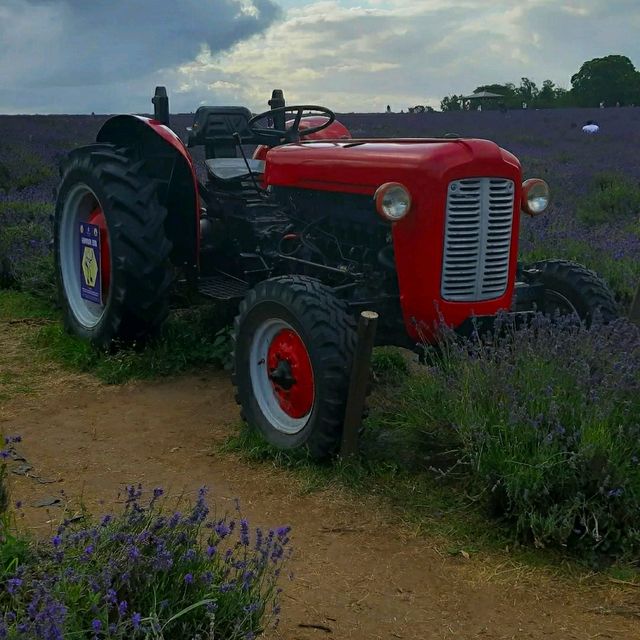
[374,182,412,222]
[522,178,550,216]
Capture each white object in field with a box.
[582,124,600,133]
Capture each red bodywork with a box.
[264,139,522,341]
[97,115,201,262]
[98,114,523,342]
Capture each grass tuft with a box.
[32,306,232,384]
[577,172,640,226]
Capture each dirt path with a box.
[1,361,638,640]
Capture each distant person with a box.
[477,104,482,111]
[522,102,527,109]
[582,120,600,134]
[386,105,391,113]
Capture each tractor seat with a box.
[205,158,265,181]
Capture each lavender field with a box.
[2,107,640,565]
[1,107,640,301]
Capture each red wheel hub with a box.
[267,329,314,418]
[88,205,110,296]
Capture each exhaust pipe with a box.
[152,86,170,127]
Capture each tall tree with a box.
[536,80,556,107]
[440,94,463,111]
[517,77,539,105]
[571,55,640,106]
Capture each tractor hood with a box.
[265,138,523,343]
[264,139,521,196]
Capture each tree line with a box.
[440,55,640,111]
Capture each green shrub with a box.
[33,305,232,384]
[577,172,640,226]
[372,347,409,383]
[0,201,54,297]
[382,314,640,561]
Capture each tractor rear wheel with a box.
[232,276,357,459]
[527,259,618,323]
[54,144,172,348]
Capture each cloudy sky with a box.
[1,0,639,114]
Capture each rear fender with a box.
[97,115,200,270]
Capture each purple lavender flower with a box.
[131,612,142,629]
[6,578,22,594]
[100,515,112,527]
[183,548,196,561]
[240,519,250,546]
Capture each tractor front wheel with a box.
[525,259,618,324]
[232,276,356,459]
[54,144,172,347]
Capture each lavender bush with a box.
[387,314,640,559]
[0,475,290,639]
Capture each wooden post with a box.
[340,311,379,459]
[630,281,640,326]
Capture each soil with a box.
[0,325,639,639]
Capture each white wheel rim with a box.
[249,318,313,435]
[59,183,107,329]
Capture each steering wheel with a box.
[248,105,336,144]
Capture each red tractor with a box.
[55,87,617,458]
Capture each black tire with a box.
[527,259,618,323]
[232,276,356,459]
[54,143,172,348]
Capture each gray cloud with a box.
[1,0,640,114]
[0,0,281,111]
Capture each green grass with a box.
[0,290,55,321]
[521,238,640,303]
[0,201,55,296]
[577,172,640,226]
[1,290,231,385]
[33,308,232,385]
[0,148,54,192]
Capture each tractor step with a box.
[197,275,248,301]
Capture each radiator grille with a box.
[441,178,515,301]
